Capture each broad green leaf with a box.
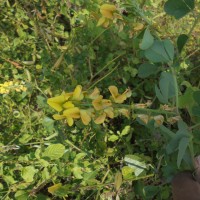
[177,34,189,53]
[177,137,189,168]
[166,120,190,154]
[15,190,29,200]
[140,28,154,50]
[124,155,147,176]
[155,72,175,103]
[21,166,37,182]
[144,40,172,63]
[114,171,122,191]
[164,0,195,19]
[108,135,119,142]
[163,39,174,61]
[138,63,158,78]
[3,175,17,185]
[42,144,65,160]
[193,91,200,105]
[192,106,200,117]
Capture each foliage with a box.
[0,0,200,199]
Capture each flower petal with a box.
[72,85,84,101]
[66,117,74,126]
[63,101,74,109]
[104,107,114,118]
[88,87,100,99]
[47,101,63,112]
[53,114,66,120]
[97,17,106,27]
[80,110,91,125]
[94,113,106,124]
[63,107,80,119]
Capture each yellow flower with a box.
[80,109,92,125]
[109,86,131,103]
[63,107,81,126]
[92,95,112,110]
[47,93,69,112]
[88,87,100,99]
[100,4,117,19]
[94,112,106,124]
[104,107,114,119]
[71,85,84,101]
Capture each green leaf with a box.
[114,171,123,191]
[73,166,83,179]
[144,40,173,63]
[177,34,189,53]
[122,166,135,179]
[193,91,200,105]
[108,135,119,142]
[124,155,147,176]
[121,125,131,136]
[192,106,200,117]
[19,134,33,144]
[140,28,154,50]
[138,63,158,78]
[42,144,65,160]
[42,117,55,132]
[15,190,29,200]
[163,39,174,61]
[177,137,189,168]
[21,166,37,182]
[155,72,175,103]
[164,0,195,19]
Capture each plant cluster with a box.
[0,0,200,199]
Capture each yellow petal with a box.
[92,95,103,110]
[53,114,66,120]
[109,86,119,97]
[100,10,113,19]
[97,17,106,27]
[47,94,67,112]
[72,85,84,101]
[80,110,91,125]
[63,107,80,119]
[47,101,63,112]
[102,99,112,108]
[63,101,74,109]
[88,87,100,99]
[100,4,116,12]
[66,117,74,126]
[94,113,106,124]
[103,19,110,28]
[104,107,114,118]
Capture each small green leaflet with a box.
[155,72,175,104]
[42,143,65,160]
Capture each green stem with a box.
[88,64,119,90]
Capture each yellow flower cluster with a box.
[0,81,27,94]
[47,85,131,126]
[97,4,123,28]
